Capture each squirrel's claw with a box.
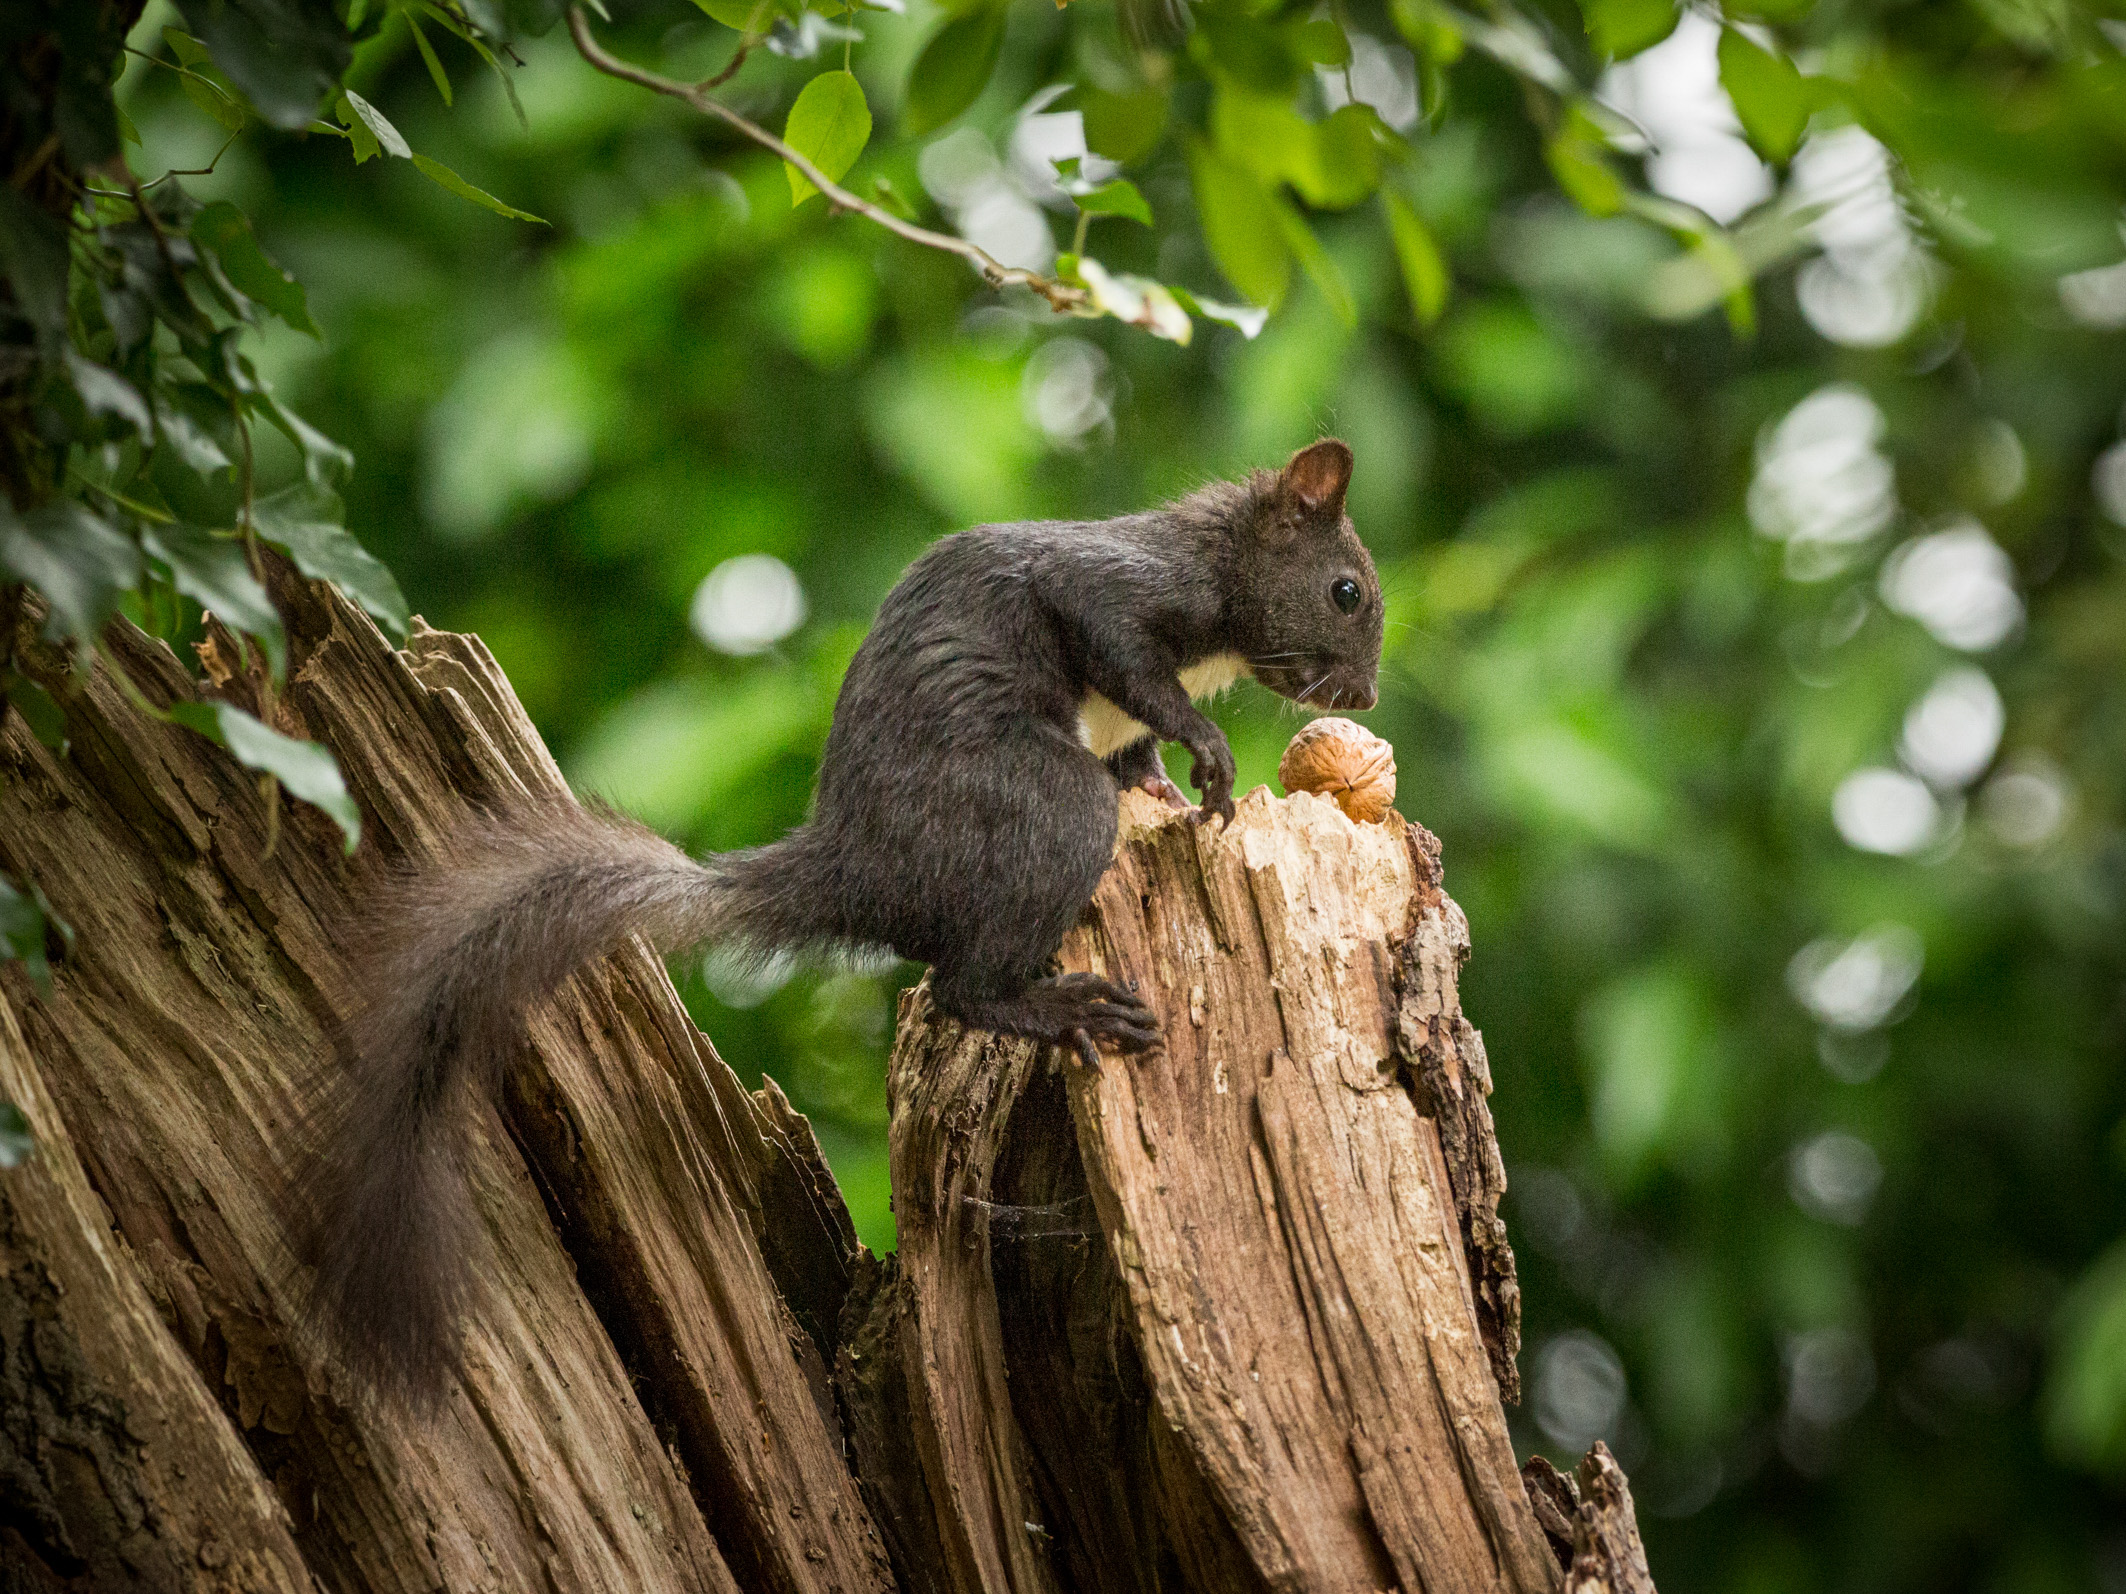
[1191,796,1237,827]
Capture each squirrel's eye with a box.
[1331,577,1362,615]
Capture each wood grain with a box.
[0,571,886,1592]
[0,989,317,1594]
[874,786,1572,1594]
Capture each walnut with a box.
[1277,717,1397,823]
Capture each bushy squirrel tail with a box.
[293,797,814,1407]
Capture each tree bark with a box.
[841,788,1569,1594]
[0,572,1656,1593]
[0,570,887,1593]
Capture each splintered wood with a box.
[0,571,891,1594]
[1,566,1653,1592]
[864,787,1572,1594]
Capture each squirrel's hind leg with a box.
[920,730,1158,1054]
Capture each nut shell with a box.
[1277,717,1397,824]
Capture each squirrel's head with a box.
[1229,439,1382,714]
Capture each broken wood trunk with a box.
[0,572,1654,1594]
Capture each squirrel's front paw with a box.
[1187,739,1236,826]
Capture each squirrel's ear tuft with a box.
[1281,439,1353,515]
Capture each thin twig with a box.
[698,38,757,91]
[69,474,176,524]
[82,129,244,201]
[122,169,188,293]
[259,772,281,859]
[122,44,249,124]
[96,640,173,721]
[565,6,1087,313]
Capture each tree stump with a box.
[0,574,1655,1593]
[846,788,1571,1594]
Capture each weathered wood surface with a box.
[862,787,1571,1594]
[0,989,316,1594]
[0,569,1656,1593]
[0,571,889,1592]
[1522,1447,1657,1594]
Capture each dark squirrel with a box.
[296,438,1383,1404]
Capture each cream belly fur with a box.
[1078,652,1252,759]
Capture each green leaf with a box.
[691,0,790,33]
[0,1103,30,1168]
[0,873,66,997]
[171,0,352,130]
[1546,106,1627,217]
[4,675,69,753]
[163,25,212,67]
[1464,12,1576,92]
[404,8,453,105]
[1717,27,1812,163]
[0,499,143,660]
[1212,92,1378,211]
[140,522,286,678]
[1073,178,1153,227]
[1722,0,1814,19]
[1212,88,1315,189]
[903,9,1005,137]
[1384,191,1449,325]
[116,103,142,147]
[1294,17,1350,66]
[153,392,234,477]
[180,70,249,133]
[1272,200,1355,327]
[338,89,407,161]
[327,109,373,163]
[258,393,354,487]
[1579,0,1679,59]
[1186,136,1291,310]
[63,350,153,434]
[169,701,361,852]
[191,202,320,337]
[1388,0,1464,62]
[1169,288,1268,338]
[1646,221,1754,335]
[1306,105,1382,210]
[784,70,872,206]
[1081,83,1168,166]
[411,154,549,224]
[404,8,526,125]
[251,482,410,640]
[163,19,252,129]
[1193,11,1301,95]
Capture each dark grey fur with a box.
[294,440,1382,1405]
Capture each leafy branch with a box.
[563,6,1090,314]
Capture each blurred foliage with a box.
[6,0,2126,1585]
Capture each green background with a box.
[115,0,2126,1585]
